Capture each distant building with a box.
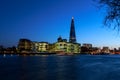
[101,46,110,53]
[118,47,120,51]
[81,43,93,54]
[90,47,101,55]
[54,41,67,53]
[18,39,33,52]
[58,36,67,42]
[51,36,80,54]
[82,43,92,48]
[33,42,49,52]
[0,45,4,53]
[67,43,80,53]
[33,42,39,52]
[48,43,56,53]
[69,17,76,43]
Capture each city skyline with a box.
[0,0,120,48]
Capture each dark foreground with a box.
[0,55,120,80]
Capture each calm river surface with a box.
[0,55,120,80]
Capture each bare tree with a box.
[96,0,120,31]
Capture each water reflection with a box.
[1,55,120,80]
[37,56,80,80]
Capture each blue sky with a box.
[0,0,120,48]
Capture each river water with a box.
[0,55,120,80]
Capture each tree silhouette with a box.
[96,0,120,31]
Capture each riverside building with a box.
[18,39,33,53]
[49,36,80,54]
[33,42,49,52]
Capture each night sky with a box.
[0,0,120,48]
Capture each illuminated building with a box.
[67,42,80,53]
[18,39,33,52]
[48,43,56,53]
[33,42,39,52]
[69,17,76,43]
[54,36,67,53]
[52,36,80,54]
[33,42,49,52]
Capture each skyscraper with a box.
[69,17,76,43]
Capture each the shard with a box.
[69,17,76,43]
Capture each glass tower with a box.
[69,17,76,43]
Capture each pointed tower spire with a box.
[69,17,76,43]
